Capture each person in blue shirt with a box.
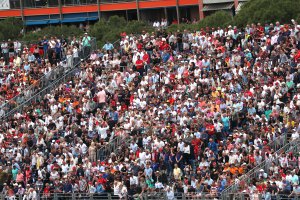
[62,180,73,193]
[162,50,170,63]
[202,57,210,71]
[24,61,30,72]
[247,104,256,116]
[244,49,253,61]
[42,36,48,59]
[96,183,104,194]
[207,138,218,153]
[27,51,35,63]
[102,41,114,52]
[55,40,62,60]
[221,113,230,135]
[217,181,225,193]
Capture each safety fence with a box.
[0,38,97,121]
[4,192,300,200]
[221,138,300,199]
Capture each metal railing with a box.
[0,192,224,200]
[7,192,300,200]
[221,138,300,200]
[0,38,97,121]
[96,132,134,161]
[221,132,288,195]
[11,0,155,9]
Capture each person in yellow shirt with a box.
[211,87,218,99]
[173,164,182,180]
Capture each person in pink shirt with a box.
[115,72,123,86]
[97,87,106,109]
[16,170,24,185]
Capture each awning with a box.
[236,2,246,13]
[61,18,87,23]
[87,17,99,21]
[202,3,234,11]
[48,19,60,24]
[25,20,48,26]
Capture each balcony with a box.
[9,0,142,9]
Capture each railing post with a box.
[54,193,58,200]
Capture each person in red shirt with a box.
[142,50,150,72]
[43,183,51,198]
[135,55,144,76]
[205,121,215,137]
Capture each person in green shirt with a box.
[82,32,91,59]
[12,166,18,181]
[286,77,294,89]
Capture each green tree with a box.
[22,25,83,42]
[0,17,23,40]
[234,0,300,26]
[91,15,154,47]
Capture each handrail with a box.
[221,138,300,199]
[221,132,288,194]
[11,191,300,200]
[96,133,133,161]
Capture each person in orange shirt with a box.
[223,163,230,173]
[229,164,239,175]
[238,163,246,175]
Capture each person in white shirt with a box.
[97,122,109,140]
[166,186,175,200]
[291,130,299,141]
[177,140,185,152]
[130,141,138,153]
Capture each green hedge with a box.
[233,0,300,26]
[22,25,84,42]
[0,17,23,41]
[91,15,154,48]
[166,11,233,33]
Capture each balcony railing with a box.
[10,0,142,9]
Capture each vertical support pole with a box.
[20,0,25,34]
[126,10,129,22]
[97,0,101,21]
[58,0,63,27]
[175,0,180,24]
[164,7,167,19]
[136,0,140,21]
[198,0,204,20]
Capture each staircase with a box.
[221,137,300,200]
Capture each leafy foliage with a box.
[0,17,23,40]
[91,16,154,47]
[233,0,300,26]
[166,11,233,33]
[22,25,83,42]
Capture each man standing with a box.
[97,87,106,109]
[82,32,91,59]
[135,55,144,77]
[1,40,8,65]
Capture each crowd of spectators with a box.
[0,34,92,112]
[0,20,300,200]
